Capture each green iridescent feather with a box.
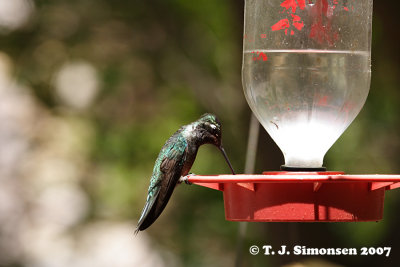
[136,131,187,229]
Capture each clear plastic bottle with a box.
[242,0,373,169]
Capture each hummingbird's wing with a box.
[136,136,187,232]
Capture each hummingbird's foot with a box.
[178,174,194,185]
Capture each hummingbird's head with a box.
[192,113,235,174]
[195,113,222,147]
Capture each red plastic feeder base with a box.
[187,172,400,222]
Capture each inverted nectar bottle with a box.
[242,0,373,169]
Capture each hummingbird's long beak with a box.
[219,145,235,175]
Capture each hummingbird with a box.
[135,113,235,233]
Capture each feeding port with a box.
[188,173,400,222]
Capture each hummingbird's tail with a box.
[135,187,160,234]
[136,174,180,233]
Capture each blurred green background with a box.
[0,0,399,266]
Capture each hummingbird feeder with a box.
[188,0,400,222]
